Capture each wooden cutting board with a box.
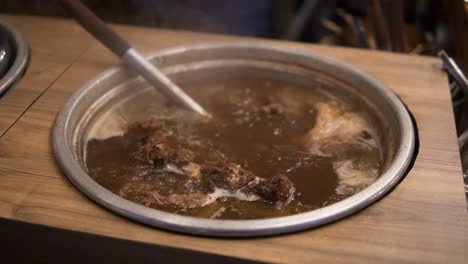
[0,15,467,263]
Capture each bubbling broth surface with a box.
[85,75,382,219]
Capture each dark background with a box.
[0,0,466,68]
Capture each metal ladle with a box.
[60,0,210,117]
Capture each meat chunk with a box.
[120,162,296,208]
[252,174,296,205]
[121,171,295,208]
[199,163,295,206]
[121,120,296,209]
[129,119,194,166]
[200,163,257,192]
[297,102,374,157]
[121,158,295,208]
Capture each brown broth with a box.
[85,76,382,219]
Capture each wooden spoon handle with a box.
[60,0,130,57]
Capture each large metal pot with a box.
[52,43,415,237]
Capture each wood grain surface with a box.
[0,15,467,263]
[0,15,94,136]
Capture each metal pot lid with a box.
[0,20,30,95]
[53,43,415,237]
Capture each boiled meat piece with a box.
[120,164,295,209]
[297,102,375,157]
[129,119,195,166]
[120,120,296,209]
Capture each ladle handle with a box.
[60,0,130,57]
[60,0,210,117]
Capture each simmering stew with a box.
[85,75,381,219]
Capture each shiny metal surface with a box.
[439,50,468,95]
[123,48,209,116]
[0,20,30,95]
[53,43,415,237]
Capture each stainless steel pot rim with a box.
[53,42,415,237]
[0,20,30,95]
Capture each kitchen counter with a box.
[0,15,467,263]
